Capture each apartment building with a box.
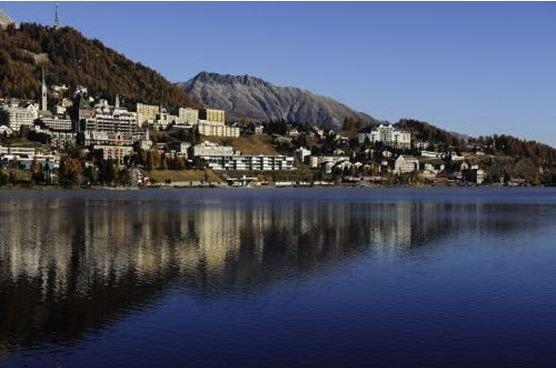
[198,120,240,138]
[199,108,225,123]
[200,154,294,171]
[85,100,139,133]
[0,102,39,132]
[39,116,73,132]
[192,141,235,157]
[358,124,411,149]
[136,103,160,125]
[178,107,199,125]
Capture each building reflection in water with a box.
[0,195,549,349]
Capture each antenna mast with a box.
[54,2,60,29]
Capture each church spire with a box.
[41,68,48,112]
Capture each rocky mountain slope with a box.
[179,72,378,129]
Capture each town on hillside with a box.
[0,74,552,188]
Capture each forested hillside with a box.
[0,23,200,110]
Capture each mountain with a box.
[179,72,379,129]
[0,22,200,109]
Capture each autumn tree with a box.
[58,156,83,186]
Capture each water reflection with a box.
[0,190,554,354]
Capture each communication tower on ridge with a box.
[54,2,60,29]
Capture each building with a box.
[462,168,485,184]
[85,100,139,133]
[136,103,159,125]
[394,155,419,174]
[178,107,199,125]
[254,125,264,135]
[93,145,134,164]
[0,145,36,156]
[170,142,191,158]
[421,150,445,159]
[0,145,59,170]
[358,124,411,149]
[199,108,225,123]
[84,131,135,146]
[192,141,235,157]
[198,120,240,138]
[199,154,294,171]
[418,157,445,175]
[295,147,312,163]
[310,156,350,169]
[154,109,179,130]
[0,102,39,132]
[192,142,293,171]
[0,125,13,137]
[39,116,73,132]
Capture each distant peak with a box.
[190,71,271,87]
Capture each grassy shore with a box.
[149,169,223,183]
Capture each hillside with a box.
[0,23,200,110]
[178,71,378,129]
[396,119,466,148]
[397,119,556,166]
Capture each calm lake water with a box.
[1,188,556,367]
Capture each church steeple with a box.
[40,68,48,112]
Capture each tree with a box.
[58,156,83,186]
[98,160,116,185]
[30,159,44,184]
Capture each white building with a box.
[254,125,264,135]
[0,102,39,132]
[39,116,73,132]
[199,108,225,123]
[154,109,179,130]
[0,125,13,137]
[394,155,419,174]
[84,130,136,146]
[420,150,445,159]
[310,156,350,169]
[85,100,139,133]
[200,154,294,171]
[198,120,240,138]
[0,145,59,170]
[358,124,411,149]
[178,107,199,125]
[192,141,235,157]
[295,147,312,163]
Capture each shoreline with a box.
[0,183,542,191]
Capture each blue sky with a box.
[3,2,556,146]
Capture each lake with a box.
[1,188,556,367]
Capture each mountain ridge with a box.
[178,71,379,129]
[0,22,200,110]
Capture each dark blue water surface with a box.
[1,188,556,367]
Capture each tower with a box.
[41,68,48,112]
[54,2,60,29]
[115,94,120,108]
